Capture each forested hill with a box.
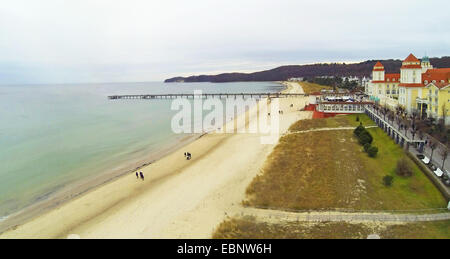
[164,56,450,83]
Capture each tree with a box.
[396,116,402,130]
[411,125,417,140]
[364,143,371,152]
[441,103,448,127]
[440,147,449,169]
[418,130,424,140]
[403,119,409,135]
[359,131,373,145]
[396,158,413,177]
[383,175,394,187]
[354,125,366,137]
[430,141,438,161]
[367,146,378,157]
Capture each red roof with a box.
[371,73,400,84]
[373,61,384,71]
[422,68,450,88]
[403,53,420,62]
[401,53,421,69]
[385,73,400,82]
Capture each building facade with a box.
[367,53,450,124]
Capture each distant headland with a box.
[164,56,450,83]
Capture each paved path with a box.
[233,207,450,223]
[287,125,377,135]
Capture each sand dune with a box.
[1,82,311,239]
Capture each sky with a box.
[1,0,449,84]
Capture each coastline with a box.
[0,132,202,234]
[0,81,310,238]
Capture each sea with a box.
[0,81,284,226]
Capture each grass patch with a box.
[213,217,450,239]
[300,82,333,94]
[245,115,447,210]
[289,114,376,132]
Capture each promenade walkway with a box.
[286,126,378,135]
[233,206,450,223]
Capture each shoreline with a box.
[0,82,287,233]
[0,81,309,238]
[0,132,202,234]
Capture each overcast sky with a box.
[1,0,449,84]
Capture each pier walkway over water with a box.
[108,93,306,100]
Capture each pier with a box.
[108,93,306,100]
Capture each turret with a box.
[400,53,422,86]
[372,61,385,82]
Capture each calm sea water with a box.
[0,81,283,220]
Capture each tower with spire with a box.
[421,55,433,73]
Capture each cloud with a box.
[0,0,449,84]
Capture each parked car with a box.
[433,167,444,178]
[421,156,430,165]
[443,178,450,187]
[428,163,437,171]
[442,172,450,187]
[416,154,425,160]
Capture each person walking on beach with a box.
[139,171,144,181]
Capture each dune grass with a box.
[299,82,333,94]
[244,115,447,210]
[213,217,450,239]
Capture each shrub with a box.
[367,146,378,157]
[396,157,413,177]
[359,131,373,145]
[363,143,371,152]
[383,175,394,187]
[353,125,365,137]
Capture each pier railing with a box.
[108,93,306,100]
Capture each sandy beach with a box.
[0,82,311,239]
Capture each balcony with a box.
[416,97,429,104]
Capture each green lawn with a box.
[359,127,446,210]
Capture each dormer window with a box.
[424,80,428,84]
